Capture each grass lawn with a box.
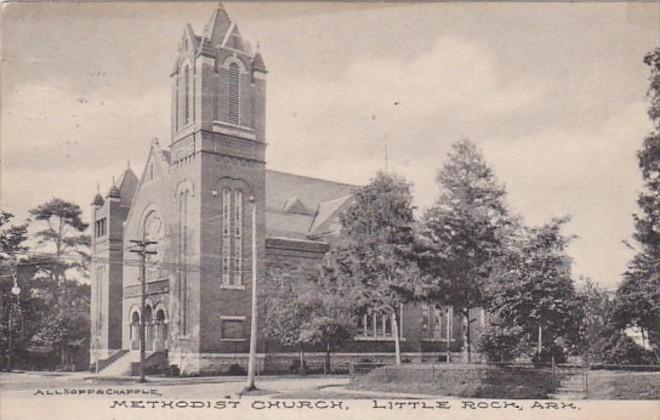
[587,372,659,400]
[350,364,556,399]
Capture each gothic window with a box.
[183,65,192,125]
[227,63,240,125]
[178,191,189,335]
[357,308,402,339]
[233,190,243,285]
[142,211,164,282]
[95,264,104,334]
[422,305,454,341]
[95,218,107,237]
[221,189,231,285]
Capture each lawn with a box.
[349,364,556,399]
[587,372,659,400]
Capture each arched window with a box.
[233,190,243,285]
[183,65,192,125]
[227,63,240,125]
[142,211,164,282]
[177,191,189,335]
[221,189,231,285]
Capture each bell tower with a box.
[169,3,266,159]
[167,4,268,369]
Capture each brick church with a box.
[90,4,484,375]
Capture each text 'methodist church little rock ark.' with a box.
[90,4,486,375]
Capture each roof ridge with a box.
[266,168,358,188]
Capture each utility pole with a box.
[246,196,258,390]
[130,239,157,383]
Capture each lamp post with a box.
[246,196,258,390]
[6,276,21,372]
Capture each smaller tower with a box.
[89,168,138,367]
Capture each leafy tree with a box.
[576,277,615,363]
[484,218,583,363]
[0,211,29,369]
[264,270,354,374]
[326,171,421,364]
[419,139,512,362]
[28,198,90,280]
[27,198,91,367]
[616,48,660,360]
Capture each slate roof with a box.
[264,170,357,240]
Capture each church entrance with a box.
[153,308,168,352]
[144,306,153,351]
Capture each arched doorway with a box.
[130,311,140,350]
[144,306,153,351]
[154,308,168,351]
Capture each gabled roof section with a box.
[222,24,245,52]
[137,138,171,189]
[265,170,356,213]
[264,170,358,240]
[203,3,233,47]
[309,194,353,238]
[116,166,138,208]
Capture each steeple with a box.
[202,2,232,47]
[170,4,267,149]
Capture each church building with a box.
[90,4,482,375]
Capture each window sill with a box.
[421,338,457,342]
[220,284,245,290]
[354,336,406,342]
[219,338,247,342]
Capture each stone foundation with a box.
[166,351,471,375]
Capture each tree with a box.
[419,139,512,362]
[263,270,354,374]
[326,171,421,364]
[27,198,91,368]
[0,211,29,370]
[483,218,584,363]
[616,48,660,360]
[576,277,614,363]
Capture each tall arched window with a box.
[233,190,243,285]
[183,65,192,125]
[227,63,240,125]
[177,191,189,335]
[221,189,231,285]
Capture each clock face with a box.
[143,212,164,280]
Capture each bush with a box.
[601,334,657,365]
[167,365,180,377]
[226,363,246,376]
[289,358,307,373]
[531,344,567,367]
[478,326,523,363]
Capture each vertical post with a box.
[446,307,451,363]
[130,240,157,383]
[139,246,147,382]
[7,298,12,372]
[538,325,542,355]
[246,197,258,390]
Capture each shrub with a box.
[478,326,524,363]
[531,344,567,367]
[289,358,307,373]
[601,334,656,365]
[226,363,246,376]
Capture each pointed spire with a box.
[92,182,104,207]
[107,176,120,199]
[252,48,267,73]
[203,2,232,45]
[127,159,131,170]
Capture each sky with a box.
[1,2,659,289]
